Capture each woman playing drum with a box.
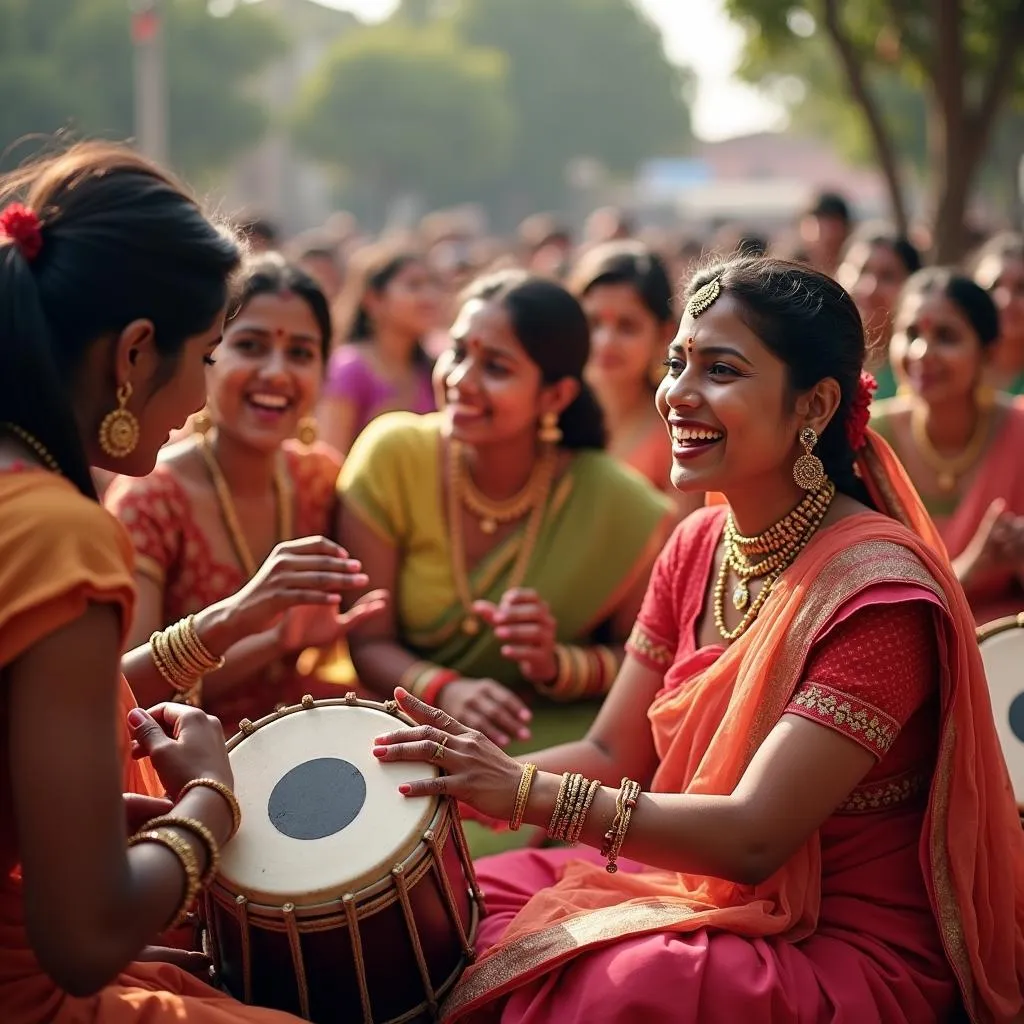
[0,143,369,1022]
[375,257,1024,1022]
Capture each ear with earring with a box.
[792,426,825,491]
[538,411,563,445]
[98,382,140,458]
[297,416,318,445]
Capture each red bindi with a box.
[685,336,695,355]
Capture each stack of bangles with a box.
[127,777,241,928]
[399,660,460,705]
[536,644,620,701]
[150,615,226,707]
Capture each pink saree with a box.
[441,432,1024,1024]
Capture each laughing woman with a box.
[108,255,383,736]
[373,257,1024,1024]
[338,272,675,774]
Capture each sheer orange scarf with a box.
[445,432,1024,1023]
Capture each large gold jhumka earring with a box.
[792,426,825,491]
[98,382,140,458]
[715,476,835,642]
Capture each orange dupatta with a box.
[444,432,1024,1024]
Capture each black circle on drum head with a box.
[267,757,367,841]
[1010,693,1024,745]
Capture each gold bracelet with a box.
[178,615,224,670]
[549,772,585,842]
[602,778,640,873]
[567,777,601,846]
[399,660,434,693]
[177,777,242,839]
[509,763,537,831]
[546,772,572,837]
[150,629,194,693]
[143,815,221,887]
[129,827,201,928]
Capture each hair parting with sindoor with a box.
[460,269,607,451]
[685,256,874,507]
[0,141,241,499]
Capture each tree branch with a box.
[821,0,908,233]
[969,1,1024,163]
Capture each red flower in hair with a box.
[0,203,43,262]
[847,370,876,452]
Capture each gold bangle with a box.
[143,815,220,887]
[603,778,640,872]
[150,630,193,693]
[399,660,434,693]
[177,778,241,839]
[551,772,584,842]
[129,827,201,928]
[509,763,537,831]
[179,615,224,670]
[567,777,600,846]
[546,772,572,838]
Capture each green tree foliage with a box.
[724,0,1024,260]
[0,0,284,181]
[293,23,515,205]
[454,0,693,210]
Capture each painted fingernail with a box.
[372,746,387,757]
[395,687,409,699]
[398,784,412,795]
[496,628,510,638]
[497,734,510,746]
[519,709,533,721]
[518,728,530,739]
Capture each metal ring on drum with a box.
[976,612,1024,826]
[204,694,483,1023]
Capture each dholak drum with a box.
[205,694,483,1023]
[977,613,1024,823]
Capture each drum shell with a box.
[206,696,480,1023]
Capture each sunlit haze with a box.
[305,0,785,141]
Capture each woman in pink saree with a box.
[872,268,1024,624]
[373,257,1024,1023]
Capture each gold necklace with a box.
[909,402,991,492]
[446,440,556,635]
[714,478,835,642]
[196,433,293,578]
[3,423,62,474]
[455,440,556,534]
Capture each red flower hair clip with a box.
[0,203,43,262]
[847,370,876,452]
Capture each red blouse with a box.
[105,441,342,735]
[627,507,940,814]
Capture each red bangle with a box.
[419,668,459,706]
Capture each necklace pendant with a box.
[732,579,749,611]
[480,517,497,535]
[461,615,480,636]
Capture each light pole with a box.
[130,0,168,165]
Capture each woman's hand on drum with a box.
[956,500,1024,584]
[373,688,522,821]
[435,678,531,748]
[276,590,390,653]
[127,702,232,797]
[198,537,372,654]
[474,588,558,685]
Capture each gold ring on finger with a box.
[433,735,450,762]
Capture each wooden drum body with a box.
[206,694,482,1023]
[977,614,1024,819]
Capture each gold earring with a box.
[297,416,318,445]
[538,411,563,445]
[191,408,212,436]
[792,426,825,491]
[98,382,140,459]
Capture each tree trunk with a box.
[822,0,908,235]
[926,0,1024,262]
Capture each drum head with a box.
[218,700,440,906]
[978,617,1024,806]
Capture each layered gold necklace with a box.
[714,478,835,642]
[196,432,293,578]
[909,402,991,493]
[447,439,556,635]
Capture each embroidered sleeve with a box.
[104,471,184,586]
[786,598,937,759]
[625,528,683,672]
